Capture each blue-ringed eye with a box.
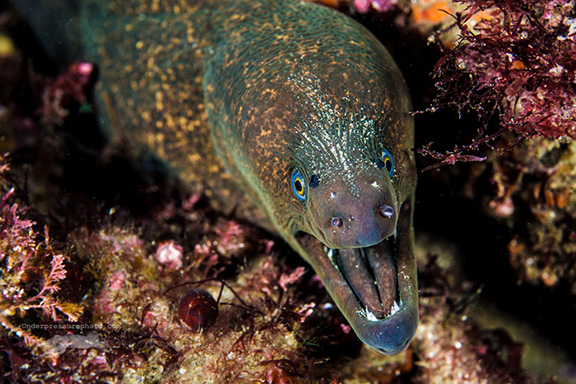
[377,148,395,177]
[291,171,306,201]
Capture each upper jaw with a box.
[293,196,418,354]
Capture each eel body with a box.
[19,0,418,354]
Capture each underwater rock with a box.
[486,138,576,292]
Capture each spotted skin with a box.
[70,0,417,353]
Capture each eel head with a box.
[285,153,418,355]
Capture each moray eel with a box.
[17,0,418,354]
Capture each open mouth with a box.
[323,234,400,321]
[294,197,418,354]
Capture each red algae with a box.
[430,0,576,154]
[0,155,84,367]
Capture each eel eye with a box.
[377,148,395,177]
[291,171,306,201]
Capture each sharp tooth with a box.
[389,300,400,316]
[366,308,378,322]
[327,248,334,263]
[393,228,397,241]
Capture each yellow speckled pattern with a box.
[82,0,264,221]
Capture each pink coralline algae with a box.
[41,62,96,125]
[155,240,183,270]
[214,219,246,256]
[353,0,397,13]
[433,0,576,147]
[108,271,126,291]
[278,266,306,292]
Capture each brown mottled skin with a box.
[20,0,418,353]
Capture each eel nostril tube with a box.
[380,205,395,219]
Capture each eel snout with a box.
[307,172,398,249]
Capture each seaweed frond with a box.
[426,0,576,165]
